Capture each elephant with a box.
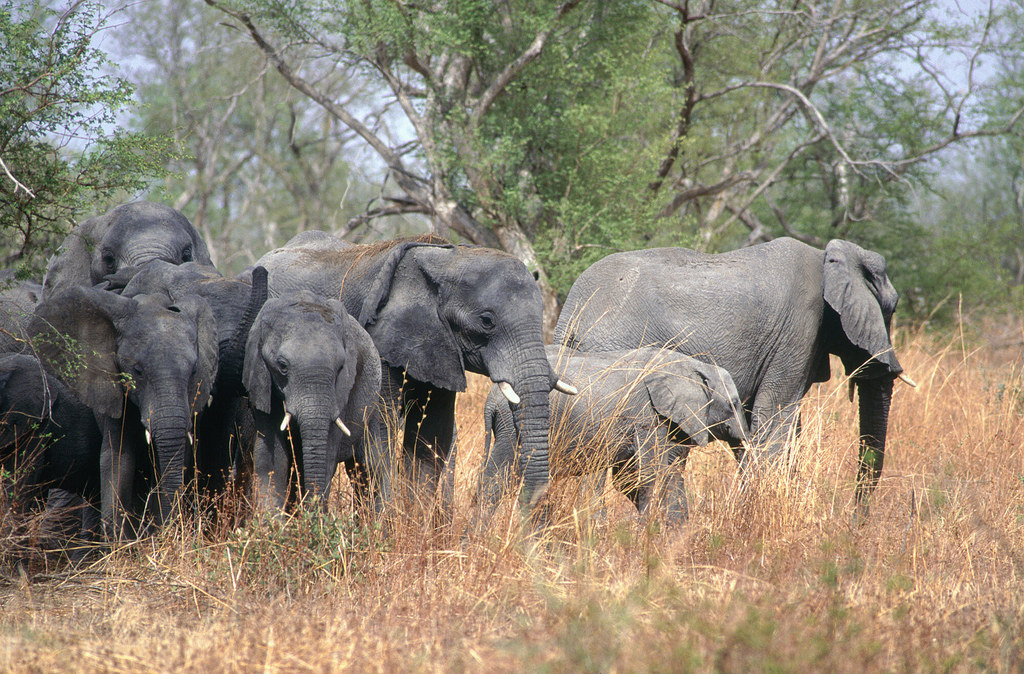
[252,233,575,514]
[0,270,44,352]
[1,353,102,512]
[480,347,748,523]
[42,201,212,298]
[243,292,382,512]
[106,261,270,496]
[555,237,905,511]
[27,285,219,538]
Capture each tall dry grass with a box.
[1,325,1022,672]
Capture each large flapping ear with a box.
[823,240,902,375]
[242,299,275,414]
[356,241,455,327]
[360,244,466,391]
[645,366,712,446]
[28,285,134,418]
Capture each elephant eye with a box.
[276,357,289,374]
[480,312,496,330]
[181,246,193,262]
[102,251,116,272]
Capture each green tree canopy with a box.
[0,0,170,275]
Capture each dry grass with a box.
[2,325,1023,672]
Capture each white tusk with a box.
[498,381,520,405]
[335,417,352,436]
[898,373,918,388]
[280,411,291,432]
[145,429,152,445]
[554,379,578,395]
[187,432,194,445]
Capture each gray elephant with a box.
[252,234,575,514]
[107,261,270,497]
[555,237,906,509]
[1,353,102,511]
[481,347,748,523]
[28,285,218,538]
[0,271,44,352]
[243,293,381,511]
[42,201,212,297]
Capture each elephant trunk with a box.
[512,353,553,511]
[222,266,269,395]
[855,376,894,512]
[148,407,192,524]
[292,385,337,505]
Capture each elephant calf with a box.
[480,347,748,523]
[243,292,382,512]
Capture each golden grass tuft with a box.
[2,324,1023,671]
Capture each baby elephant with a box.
[481,347,748,523]
[244,292,381,512]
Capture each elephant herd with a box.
[0,200,907,547]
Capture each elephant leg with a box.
[633,427,689,526]
[99,419,141,541]
[253,423,290,512]
[741,395,802,472]
[400,381,456,512]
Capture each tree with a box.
[121,0,407,273]
[0,0,170,274]
[202,0,670,333]
[643,0,1024,252]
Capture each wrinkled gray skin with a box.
[481,347,748,523]
[108,261,270,496]
[252,234,566,515]
[28,286,218,539]
[42,202,211,298]
[243,293,381,512]
[0,271,44,352]
[555,238,903,512]
[0,353,102,509]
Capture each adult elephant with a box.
[107,261,270,496]
[555,238,906,508]
[28,286,218,538]
[1,353,102,510]
[252,234,575,512]
[243,293,381,511]
[42,202,212,297]
[481,346,749,523]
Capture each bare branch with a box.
[469,0,584,127]
[0,156,35,198]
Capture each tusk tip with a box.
[898,373,918,388]
[498,381,521,405]
[335,417,352,436]
[280,411,292,432]
[555,380,578,395]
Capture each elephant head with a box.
[43,202,212,297]
[244,293,381,504]
[30,285,218,525]
[643,354,749,447]
[356,242,572,508]
[822,239,903,505]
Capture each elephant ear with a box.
[358,244,466,392]
[644,365,712,446]
[42,212,109,297]
[823,240,902,375]
[28,285,132,418]
[171,294,219,410]
[242,300,275,414]
[336,305,382,430]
